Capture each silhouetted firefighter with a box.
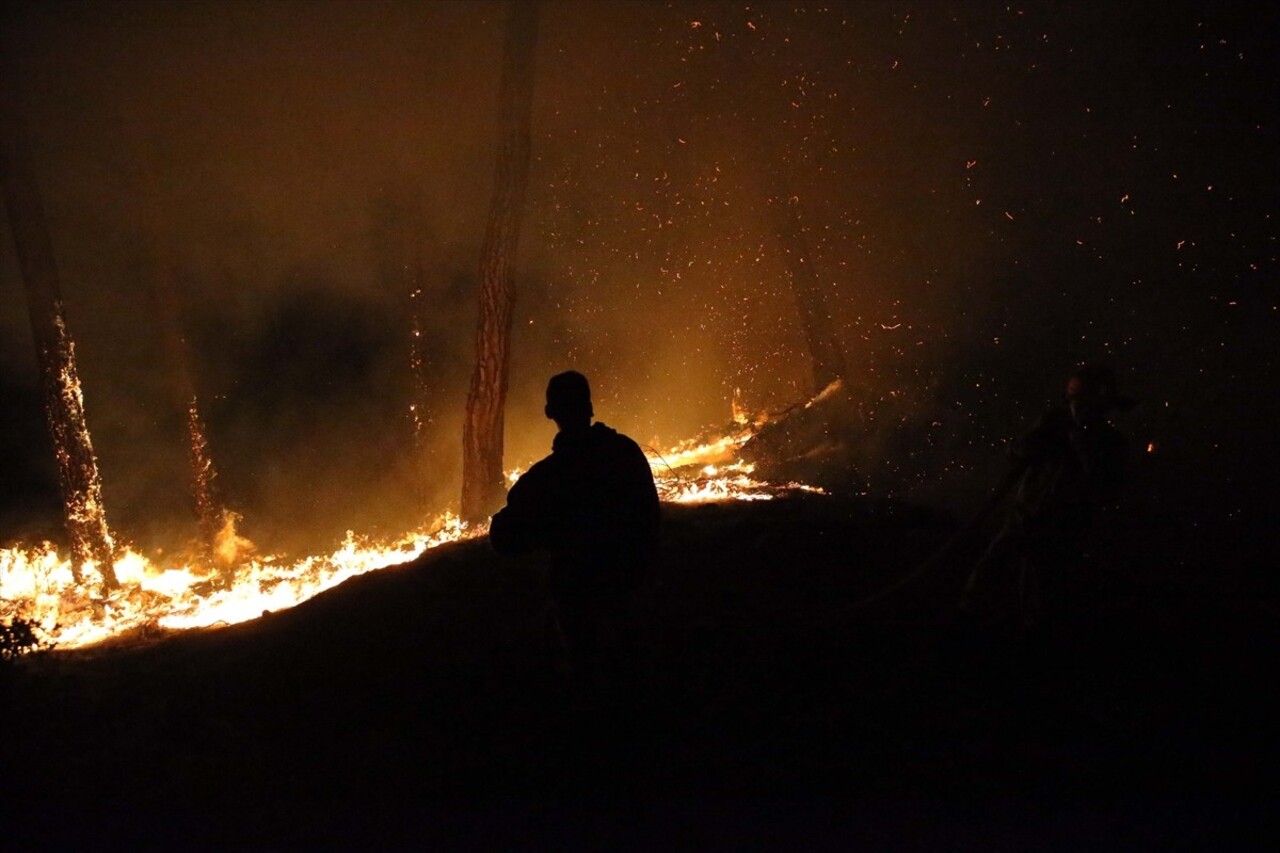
[461,0,539,522]
[490,371,660,694]
[961,365,1132,626]
[1,73,117,586]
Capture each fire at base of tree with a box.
[0,379,844,651]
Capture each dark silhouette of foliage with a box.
[1,616,45,661]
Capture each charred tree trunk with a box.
[767,193,846,393]
[407,263,438,508]
[0,83,117,587]
[370,188,441,510]
[184,395,225,556]
[370,187,439,509]
[461,0,539,522]
[151,264,231,572]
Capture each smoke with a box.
[1,1,1275,560]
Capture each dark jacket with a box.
[1005,407,1126,540]
[490,422,660,599]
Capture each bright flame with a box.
[50,311,117,582]
[731,387,750,426]
[212,509,254,568]
[1,514,477,650]
[643,385,830,504]
[653,460,821,504]
[2,387,829,650]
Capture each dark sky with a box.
[1,1,1275,557]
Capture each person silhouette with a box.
[960,364,1131,626]
[490,371,660,692]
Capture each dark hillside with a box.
[4,497,1276,849]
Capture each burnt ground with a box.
[3,495,1277,850]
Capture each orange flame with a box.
[1,514,477,649]
[1,389,825,650]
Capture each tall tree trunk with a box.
[371,187,439,511]
[461,0,539,522]
[151,262,231,572]
[0,81,118,587]
[767,192,846,394]
[407,261,438,509]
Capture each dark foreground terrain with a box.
[4,496,1277,850]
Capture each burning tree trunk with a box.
[767,193,846,393]
[407,268,438,506]
[461,0,539,522]
[184,398,227,555]
[369,186,440,509]
[151,264,235,573]
[0,84,117,587]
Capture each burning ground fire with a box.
[1,392,825,651]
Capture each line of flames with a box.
[1,404,822,651]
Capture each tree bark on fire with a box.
[0,79,118,586]
[371,186,439,511]
[152,264,231,573]
[408,266,438,509]
[461,0,539,522]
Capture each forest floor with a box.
[3,495,1277,850]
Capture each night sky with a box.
[1,1,1275,562]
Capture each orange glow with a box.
[1,514,476,649]
[1,388,827,650]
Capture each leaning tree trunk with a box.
[767,192,846,394]
[0,81,117,587]
[461,0,539,522]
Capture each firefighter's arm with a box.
[1012,409,1069,466]
[627,441,661,544]
[489,470,547,556]
[1069,427,1125,504]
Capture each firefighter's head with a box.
[1066,364,1131,425]
[545,370,593,430]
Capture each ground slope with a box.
[3,496,1276,849]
